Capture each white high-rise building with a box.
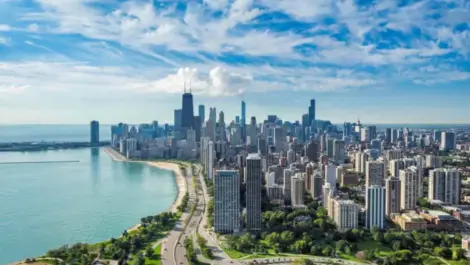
[400,167,422,210]
[366,161,385,187]
[355,152,369,174]
[322,182,331,208]
[291,173,305,207]
[385,177,401,216]
[214,170,241,233]
[283,169,293,205]
[287,148,296,166]
[334,200,359,232]
[333,140,346,163]
[426,155,443,168]
[246,154,262,232]
[207,141,214,179]
[366,185,386,229]
[429,168,460,204]
[361,127,370,142]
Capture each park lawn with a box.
[88,240,110,252]
[145,244,162,265]
[222,247,252,259]
[339,253,368,263]
[356,239,391,252]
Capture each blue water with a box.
[0,125,112,143]
[0,148,177,264]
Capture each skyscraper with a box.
[366,185,386,229]
[440,132,456,151]
[334,200,359,232]
[400,167,421,210]
[385,177,401,216]
[181,90,194,136]
[366,161,385,187]
[198,104,205,124]
[291,174,305,207]
[214,170,241,233]
[90,120,99,146]
[174,109,182,132]
[385,128,392,144]
[429,168,460,204]
[308,99,316,126]
[333,140,345,163]
[246,154,262,232]
[343,122,352,138]
[241,101,246,142]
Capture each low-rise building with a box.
[394,211,427,231]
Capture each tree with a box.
[136,254,145,265]
[453,248,465,260]
[434,247,451,259]
[145,246,153,258]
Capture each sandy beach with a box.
[103,147,187,232]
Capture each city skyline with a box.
[1,0,470,124]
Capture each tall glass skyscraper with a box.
[181,92,194,135]
[198,104,205,124]
[90,120,99,146]
[308,99,316,126]
[241,101,246,142]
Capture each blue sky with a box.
[0,0,469,124]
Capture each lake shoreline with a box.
[103,147,187,232]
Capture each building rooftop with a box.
[247,153,261,159]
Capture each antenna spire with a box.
[189,79,192,94]
[184,79,186,94]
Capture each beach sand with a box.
[103,147,187,232]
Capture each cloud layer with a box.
[0,0,469,123]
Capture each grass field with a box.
[144,244,162,265]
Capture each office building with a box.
[366,185,386,229]
[291,174,305,207]
[266,185,284,205]
[304,141,318,162]
[274,127,286,152]
[429,168,460,204]
[343,122,352,138]
[355,152,369,174]
[366,161,385,187]
[246,154,262,232]
[400,167,421,210]
[333,140,345,163]
[385,128,392,144]
[283,169,293,205]
[433,130,442,143]
[181,90,194,136]
[311,172,323,198]
[325,164,337,187]
[187,128,196,148]
[308,99,315,126]
[334,200,359,232]
[241,101,246,142]
[386,149,403,161]
[441,132,456,151]
[198,105,205,125]
[326,138,334,159]
[90,120,100,146]
[385,177,401,216]
[214,170,241,233]
[287,148,296,165]
[426,155,443,168]
[174,109,182,133]
[361,127,370,142]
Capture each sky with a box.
[0,0,469,125]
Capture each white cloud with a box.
[136,66,253,96]
[0,36,9,45]
[0,24,10,31]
